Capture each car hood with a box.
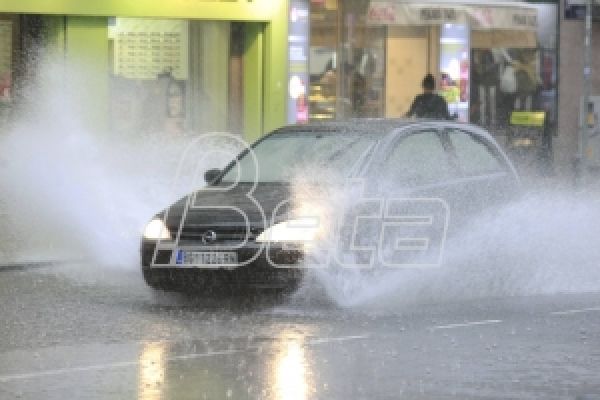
[159,182,296,234]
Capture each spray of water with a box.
[288,175,600,308]
[3,51,600,307]
[0,55,242,270]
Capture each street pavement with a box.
[1,263,600,400]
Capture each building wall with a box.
[0,0,290,141]
[557,1,600,179]
[66,17,109,133]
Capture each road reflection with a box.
[138,342,167,400]
[135,328,314,399]
[273,332,309,400]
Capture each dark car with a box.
[140,119,520,293]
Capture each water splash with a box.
[0,56,242,269]
[295,189,600,308]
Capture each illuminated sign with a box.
[288,0,310,124]
[510,111,546,127]
[367,1,538,30]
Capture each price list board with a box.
[113,19,189,80]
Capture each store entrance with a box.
[385,27,430,118]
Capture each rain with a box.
[1,4,600,400]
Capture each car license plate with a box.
[176,250,238,266]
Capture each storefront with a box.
[0,14,45,125]
[0,0,560,154]
[0,0,289,142]
[307,0,559,141]
[0,14,16,124]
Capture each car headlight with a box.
[256,217,320,243]
[143,218,171,240]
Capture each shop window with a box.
[307,0,559,146]
[108,18,189,135]
[108,18,235,136]
[439,24,469,122]
[308,0,339,121]
[308,0,387,121]
[0,16,14,124]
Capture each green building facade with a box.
[0,0,562,175]
[0,0,291,142]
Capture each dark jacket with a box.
[406,93,451,120]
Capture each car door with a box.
[441,127,520,214]
[374,127,459,191]
[364,127,462,266]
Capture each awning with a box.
[367,1,538,31]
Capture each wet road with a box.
[1,263,600,399]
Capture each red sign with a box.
[368,4,397,24]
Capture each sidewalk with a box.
[0,207,71,268]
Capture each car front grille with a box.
[176,225,262,244]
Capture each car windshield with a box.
[220,131,381,183]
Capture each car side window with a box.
[446,129,505,177]
[379,130,456,187]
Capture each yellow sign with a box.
[510,111,545,127]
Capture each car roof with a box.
[274,118,493,140]
[276,118,412,134]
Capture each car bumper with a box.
[141,240,305,289]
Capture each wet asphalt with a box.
[1,263,600,400]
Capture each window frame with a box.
[218,128,383,184]
[370,127,461,189]
[441,127,511,179]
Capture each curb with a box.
[0,260,62,272]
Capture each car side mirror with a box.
[204,168,221,184]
